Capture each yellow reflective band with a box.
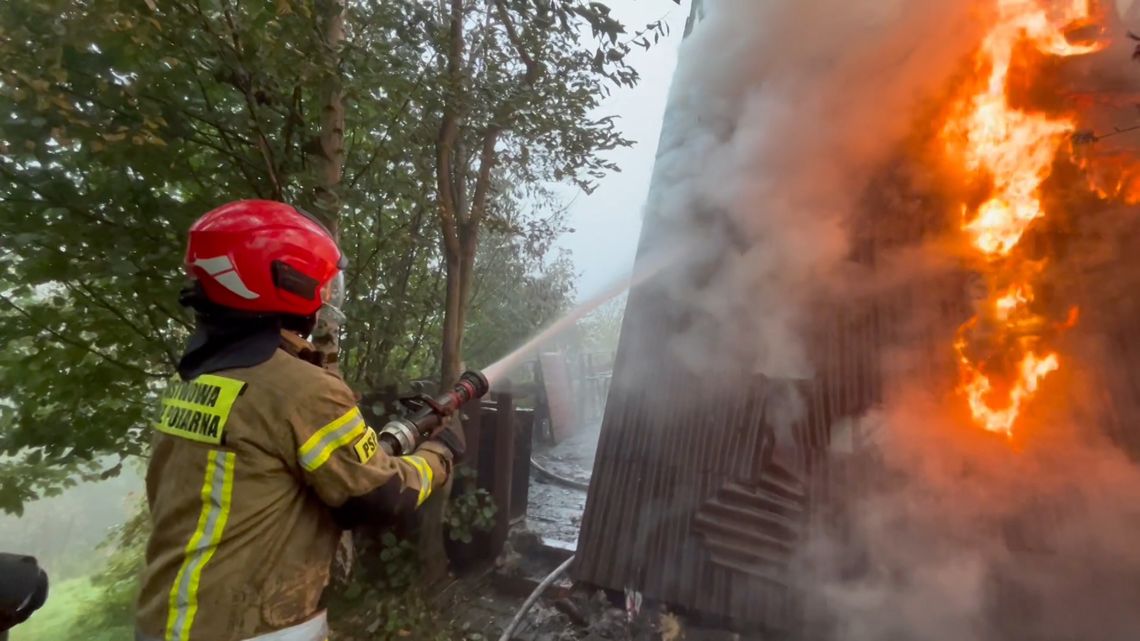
[165,450,236,641]
[154,374,245,445]
[400,455,434,507]
[352,427,380,465]
[299,407,366,472]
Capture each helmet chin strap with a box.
[280,312,318,338]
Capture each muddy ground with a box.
[524,421,597,548]
[433,420,742,641]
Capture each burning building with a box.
[574,1,1140,638]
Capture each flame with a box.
[941,0,1103,438]
[956,334,1060,436]
[1076,148,1140,204]
[995,284,1032,321]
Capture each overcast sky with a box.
[555,2,682,301]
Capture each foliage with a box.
[327,531,457,641]
[74,498,150,634]
[461,239,576,371]
[329,583,456,641]
[9,576,131,641]
[0,0,658,510]
[427,0,666,383]
[0,0,352,506]
[444,467,497,544]
[372,530,421,592]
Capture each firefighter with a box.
[134,200,463,641]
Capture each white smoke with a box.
[810,387,1140,641]
[642,0,983,381]
[629,0,1140,638]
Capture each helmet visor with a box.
[319,270,347,325]
[323,271,344,307]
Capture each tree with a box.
[429,0,663,385]
[309,0,348,366]
[462,205,577,370]
[0,0,400,506]
[0,0,663,514]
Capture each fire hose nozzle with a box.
[377,369,489,456]
[378,418,419,456]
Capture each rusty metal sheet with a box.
[538,351,578,443]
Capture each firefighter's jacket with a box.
[135,333,452,641]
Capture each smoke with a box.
[809,384,1140,641]
[625,0,1140,638]
[641,0,982,382]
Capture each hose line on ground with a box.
[497,554,575,641]
[529,458,590,491]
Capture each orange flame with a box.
[994,283,1032,320]
[1076,148,1140,204]
[942,0,1102,438]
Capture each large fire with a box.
[941,0,1105,438]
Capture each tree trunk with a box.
[440,228,479,386]
[310,0,346,372]
[309,0,351,586]
[440,250,464,386]
[436,0,466,387]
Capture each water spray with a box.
[481,241,689,387]
[375,243,686,457]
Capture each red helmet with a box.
[184,200,346,316]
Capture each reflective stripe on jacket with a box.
[135,333,451,641]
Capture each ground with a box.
[436,421,599,640]
[524,421,598,549]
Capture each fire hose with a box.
[498,555,575,641]
[372,371,589,641]
[530,458,590,491]
[377,370,490,457]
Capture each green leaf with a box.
[0,0,635,515]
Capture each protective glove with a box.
[427,413,466,464]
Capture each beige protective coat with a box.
[136,332,451,641]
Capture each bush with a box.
[443,467,497,544]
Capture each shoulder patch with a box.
[352,427,380,464]
[154,374,246,445]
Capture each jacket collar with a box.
[278,330,326,368]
